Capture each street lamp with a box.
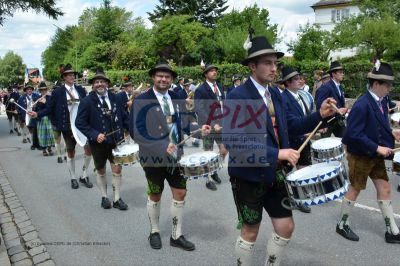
[53,24,78,80]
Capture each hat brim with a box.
[89,75,111,84]
[23,86,34,91]
[367,72,394,82]
[203,66,219,74]
[328,66,344,73]
[282,71,299,82]
[242,49,284,66]
[149,67,178,79]
[61,70,78,78]
[38,87,48,90]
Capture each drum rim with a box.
[286,162,342,185]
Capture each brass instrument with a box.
[186,91,195,111]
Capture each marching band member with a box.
[130,61,210,251]
[76,69,129,210]
[194,63,228,191]
[17,83,39,147]
[30,64,93,189]
[336,61,400,244]
[226,75,242,96]
[35,82,55,156]
[223,34,336,266]
[5,84,21,135]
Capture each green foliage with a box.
[214,5,278,64]
[359,0,400,21]
[287,23,332,61]
[147,0,228,28]
[0,51,26,87]
[0,0,63,25]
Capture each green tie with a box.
[162,95,171,116]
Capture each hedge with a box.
[103,60,400,99]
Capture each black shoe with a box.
[71,179,79,189]
[397,185,400,193]
[64,156,67,162]
[57,157,63,163]
[211,172,221,184]
[9,130,13,134]
[149,232,162,249]
[170,235,195,251]
[30,145,35,150]
[206,180,217,191]
[22,138,27,143]
[79,177,93,188]
[17,132,21,136]
[385,231,400,244]
[27,138,31,143]
[113,198,128,210]
[336,224,359,241]
[101,197,111,209]
[296,202,311,213]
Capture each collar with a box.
[65,84,74,90]
[97,91,109,100]
[153,87,170,98]
[206,80,216,89]
[287,89,299,99]
[368,90,382,102]
[332,79,341,87]
[250,76,268,95]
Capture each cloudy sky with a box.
[0,0,315,73]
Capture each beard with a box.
[96,87,106,95]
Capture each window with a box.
[331,8,350,22]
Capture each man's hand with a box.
[393,129,400,142]
[214,124,222,133]
[97,133,106,143]
[201,124,211,136]
[39,97,46,104]
[338,107,348,115]
[376,146,393,157]
[319,98,337,118]
[166,143,177,155]
[278,149,300,167]
[28,111,37,118]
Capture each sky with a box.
[0,0,316,73]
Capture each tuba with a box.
[185,91,195,111]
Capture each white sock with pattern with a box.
[147,198,161,233]
[112,173,121,202]
[55,143,62,157]
[96,173,107,197]
[67,157,76,179]
[338,197,355,229]
[235,236,254,266]
[265,231,290,266]
[170,199,184,240]
[82,154,92,178]
[378,200,400,235]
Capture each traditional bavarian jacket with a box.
[75,91,129,145]
[37,84,86,131]
[130,88,198,167]
[17,93,39,122]
[6,91,20,111]
[194,80,225,127]
[343,91,394,158]
[316,79,345,111]
[222,78,322,184]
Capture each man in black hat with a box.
[336,61,400,244]
[194,63,228,191]
[222,35,336,266]
[18,83,39,146]
[30,64,93,190]
[226,75,242,96]
[116,80,134,113]
[76,69,129,210]
[130,60,211,251]
[5,84,21,135]
[316,61,348,137]
[173,76,184,94]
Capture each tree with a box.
[213,5,278,63]
[151,15,210,66]
[148,0,228,28]
[359,0,400,22]
[332,14,400,59]
[0,0,63,25]
[287,23,332,61]
[0,51,26,87]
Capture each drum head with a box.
[391,112,400,123]
[113,144,139,156]
[286,161,342,185]
[394,152,400,163]
[311,137,342,150]
[179,151,218,167]
[70,104,88,147]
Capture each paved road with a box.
[0,114,400,265]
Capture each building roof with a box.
[311,0,356,9]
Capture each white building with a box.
[311,0,360,59]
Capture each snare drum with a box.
[311,137,344,163]
[393,152,400,172]
[391,113,400,128]
[285,161,349,207]
[178,151,221,180]
[112,144,140,165]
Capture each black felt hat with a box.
[242,36,284,66]
[148,60,178,79]
[367,61,394,83]
[60,63,77,78]
[328,61,344,73]
[281,66,300,82]
[89,68,110,84]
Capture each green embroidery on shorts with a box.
[147,180,161,195]
[240,204,259,224]
[236,214,244,230]
[276,169,286,187]
[179,178,187,188]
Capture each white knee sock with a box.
[265,231,290,266]
[112,173,121,202]
[55,143,62,157]
[378,200,400,235]
[170,199,185,240]
[81,154,92,178]
[96,173,107,197]
[235,236,254,266]
[338,197,355,228]
[67,157,76,179]
[147,198,161,233]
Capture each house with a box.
[311,0,360,59]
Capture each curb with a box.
[0,162,55,265]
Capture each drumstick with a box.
[105,129,120,137]
[329,103,343,115]
[176,129,202,146]
[298,121,323,153]
[8,98,28,112]
[392,147,400,153]
[32,94,47,107]
[327,116,336,123]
